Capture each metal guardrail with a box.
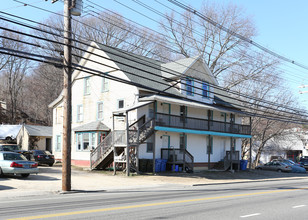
[156,113,251,135]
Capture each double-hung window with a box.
[77,105,83,122]
[202,82,209,98]
[84,77,90,95]
[55,135,61,152]
[186,77,194,96]
[118,99,124,109]
[101,76,109,92]
[97,102,103,120]
[76,132,96,151]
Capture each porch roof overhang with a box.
[155,126,252,138]
[139,95,246,116]
[73,121,110,132]
[112,101,154,115]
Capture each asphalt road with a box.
[1,178,308,220]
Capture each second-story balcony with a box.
[155,112,251,135]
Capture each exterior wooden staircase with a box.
[90,117,155,170]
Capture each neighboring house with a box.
[49,42,251,172]
[255,128,308,163]
[17,125,52,152]
[0,124,22,141]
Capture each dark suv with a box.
[299,158,308,170]
[29,150,55,166]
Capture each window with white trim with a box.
[76,132,96,151]
[55,135,61,152]
[77,105,83,122]
[101,76,109,92]
[97,102,103,120]
[84,77,90,95]
[56,107,63,124]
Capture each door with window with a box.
[98,132,108,145]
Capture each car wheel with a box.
[256,167,262,170]
[21,174,30,178]
[48,163,54,167]
[277,169,282,172]
[0,167,3,177]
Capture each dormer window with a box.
[202,82,209,98]
[186,77,194,96]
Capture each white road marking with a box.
[240,213,261,218]
[292,205,306,208]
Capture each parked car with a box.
[299,158,308,170]
[29,150,55,166]
[0,151,39,178]
[0,144,29,156]
[256,161,292,172]
[273,159,306,173]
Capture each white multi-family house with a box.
[49,42,251,173]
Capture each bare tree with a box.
[0,28,30,124]
[160,2,256,79]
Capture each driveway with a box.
[1,164,308,199]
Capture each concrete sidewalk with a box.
[1,165,307,199]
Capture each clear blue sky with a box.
[2,0,308,106]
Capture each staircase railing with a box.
[184,149,194,172]
[90,130,127,169]
[161,148,194,172]
[129,118,155,145]
[90,117,155,170]
[224,151,240,170]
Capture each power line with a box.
[1,25,307,123]
[167,0,308,71]
[1,12,307,119]
[1,4,306,117]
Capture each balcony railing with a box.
[155,113,250,135]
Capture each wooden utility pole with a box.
[62,0,72,191]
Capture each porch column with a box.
[126,111,130,176]
[113,114,116,175]
[207,135,211,170]
[153,101,157,173]
[249,117,252,170]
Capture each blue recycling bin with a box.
[160,159,167,172]
[240,160,248,170]
[155,159,162,172]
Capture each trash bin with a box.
[160,159,167,172]
[240,160,248,170]
[155,159,162,172]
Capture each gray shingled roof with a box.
[24,125,52,137]
[97,43,183,97]
[73,121,110,132]
[96,43,241,111]
[161,56,199,79]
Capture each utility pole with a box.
[62,0,72,191]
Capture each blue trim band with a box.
[154,126,251,138]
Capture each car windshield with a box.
[1,145,20,151]
[34,150,45,155]
[34,150,51,155]
[3,153,27,161]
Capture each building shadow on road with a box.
[140,169,308,182]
